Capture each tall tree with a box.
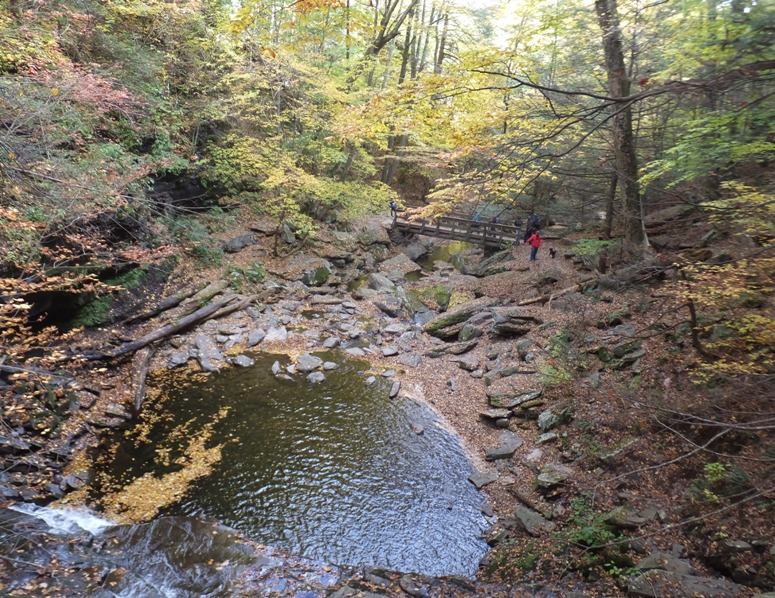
[594,0,646,248]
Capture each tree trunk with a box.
[434,12,449,74]
[595,0,646,248]
[604,172,618,238]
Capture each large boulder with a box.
[222,233,255,253]
[422,299,495,338]
[378,253,422,277]
[367,273,396,293]
[302,262,332,287]
[471,250,513,277]
[484,431,523,461]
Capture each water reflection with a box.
[102,353,488,577]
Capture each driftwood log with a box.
[89,294,239,360]
[175,279,230,319]
[122,284,200,326]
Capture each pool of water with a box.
[99,352,488,577]
[416,241,473,272]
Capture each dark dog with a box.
[549,248,557,259]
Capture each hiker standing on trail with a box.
[524,212,540,242]
[389,200,398,218]
[527,229,542,262]
[525,212,541,243]
[514,217,523,241]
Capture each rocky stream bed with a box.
[2,215,774,597]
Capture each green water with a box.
[417,241,473,272]
[102,352,488,577]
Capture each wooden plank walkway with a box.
[392,215,522,249]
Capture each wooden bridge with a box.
[392,214,523,249]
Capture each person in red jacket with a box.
[526,230,542,261]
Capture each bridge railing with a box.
[393,213,522,247]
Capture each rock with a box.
[366,376,377,386]
[322,336,341,349]
[381,346,399,357]
[612,322,637,337]
[606,506,648,528]
[499,363,532,377]
[346,347,366,357]
[397,353,422,367]
[378,253,422,276]
[280,222,296,244]
[167,350,190,369]
[537,410,560,432]
[271,361,282,375]
[524,448,543,470]
[296,353,323,373]
[613,339,643,358]
[484,431,523,461]
[62,474,86,490]
[536,269,561,286]
[514,504,556,536]
[302,262,332,287]
[424,340,479,357]
[403,241,428,261]
[264,326,288,343]
[367,272,396,293]
[399,575,429,598]
[222,233,255,253]
[195,335,225,372]
[480,408,512,421]
[488,388,542,410]
[233,355,255,367]
[537,432,558,444]
[322,362,338,371]
[458,323,485,342]
[374,295,404,317]
[637,552,694,576]
[0,437,32,454]
[383,322,411,335]
[248,329,266,346]
[536,463,573,488]
[457,353,480,372]
[389,381,401,398]
[628,569,741,598]
[422,300,495,338]
[472,249,512,277]
[307,372,326,384]
[600,438,638,466]
[358,224,391,246]
[382,369,396,377]
[105,403,132,420]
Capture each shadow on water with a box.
[99,352,489,577]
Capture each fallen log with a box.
[175,279,230,319]
[517,278,597,307]
[211,294,258,320]
[132,346,155,414]
[89,294,239,360]
[0,364,75,386]
[122,284,200,326]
